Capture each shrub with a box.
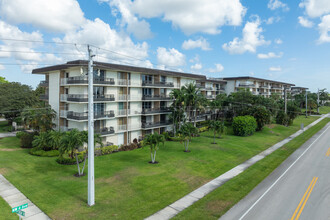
[101,145,118,155]
[19,132,38,148]
[56,155,84,165]
[16,131,25,139]
[29,148,59,157]
[162,131,171,141]
[169,136,183,142]
[119,143,138,151]
[276,111,290,126]
[232,116,257,136]
[251,106,271,131]
[198,126,209,133]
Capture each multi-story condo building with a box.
[222,76,295,98]
[291,86,308,96]
[33,60,227,146]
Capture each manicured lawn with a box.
[0,116,319,219]
[0,196,17,220]
[0,120,10,133]
[319,106,330,114]
[174,117,330,219]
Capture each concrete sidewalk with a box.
[145,114,329,220]
[0,132,17,138]
[0,175,50,220]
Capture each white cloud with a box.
[275,38,283,44]
[298,16,314,27]
[191,63,202,70]
[209,63,224,73]
[105,0,246,35]
[257,52,283,59]
[222,17,270,54]
[0,0,85,32]
[268,0,289,11]
[0,64,4,70]
[265,16,281,25]
[182,38,211,50]
[107,0,153,39]
[157,47,185,67]
[318,14,330,43]
[269,66,282,71]
[299,0,330,18]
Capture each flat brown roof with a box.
[32,60,206,80]
[222,76,295,86]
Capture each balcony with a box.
[205,86,214,90]
[238,83,255,87]
[141,107,171,114]
[142,94,172,101]
[95,127,115,136]
[141,120,171,129]
[66,110,115,120]
[196,83,205,89]
[271,86,282,89]
[259,85,269,89]
[40,94,49,100]
[142,81,174,87]
[62,94,115,102]
[206,95,216,99]
[62,76,115,85]
[39,80,49,87]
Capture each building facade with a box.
[291,86,308,96]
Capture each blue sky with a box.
[0,0,329,92]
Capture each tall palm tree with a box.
[143,132,165,164]
[170,89,185,134]
[182,83,200,126]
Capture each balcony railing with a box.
[141,107,171,114]
[239,83,255,87]
[62,94,115,102]
[62,76,115,85]
[141,120,171,129]
[142,94,172,100]
[206,95,216,99]
[205,86,214,90]
[271,86,283,89]
[66,110,115,120]
[39,80,49,87]
[95,127,115,136]
[142,81,174,87]
[196,84,205,89]
[259,85,269,89]
[40,94,49,100]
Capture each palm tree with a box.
[32,132,50,150]
[208,120,226,144]
[143,132,165,164]
[182,83,200,126]
[21,106,56,132]
[48,130,63,150]
[170,89,185,134]
[179,123,198,152]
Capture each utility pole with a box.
[305,89,308,118]
[284,88,287,114]
[87,45,95,206]
[317,88,320,114]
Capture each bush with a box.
[276,111,290,126]
[162,131,171,141]
[119,143,139,151]
[16,131,25,139]
[251,106,271,131]
[19,132,38,148]
[232,116,257,136]
[101,145,118,155]
[29,148,59,157]
[169,136,183,142]
[56,155,84,165]
[198,126,209,133]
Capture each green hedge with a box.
[101,145,118,155]
[18,132,38,148]
[29,148,59,157]
[198,126,209,133]
[232,116,257,136]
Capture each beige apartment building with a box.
[291,86,308,96]
[33,60,226,146]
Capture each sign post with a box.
[12,203,28,220]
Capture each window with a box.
[143,88,152,96]
[142,75,153,83]
[93,69,105,79]
[93,103,105,114]
[160,76,166,83]
[93,87,104,96]
[160,88,166,95]
[142,102,152,109]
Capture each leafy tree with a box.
[0,76,9,84]
[232,116,257,136]
[178,123,198,152]
[143,132,165,164]
[287,102,300,125]
[0,82,38,123]
[208,120,226,144]
[250,106,271,131]
[276,111,290,126]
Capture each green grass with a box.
[0,116,319,219]
[319,106,330,114]
[174,117,330,220]
[0,196,17,220]
[0,120,10,133]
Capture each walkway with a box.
[145,114,329,220]
[0,174,50,220]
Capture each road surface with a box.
[220,121,330,220]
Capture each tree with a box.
[250,106,271,131]
[21,106,56,132]
[0,76,9,84]
[179,123,198,152]
[182,83,200,126]
[49,130,64,150]
[0,82,38,123]
[208,120,226,144]
[143,132,165,164]
[170,89,186,135]
[32,132,51,151]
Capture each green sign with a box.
[12,203,28,213]
[16,210,25,216]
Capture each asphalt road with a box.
[220,121,330,220]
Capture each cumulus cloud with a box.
[269,66,282,71]
[182,38,211,50]
[0,64,4,70]
[0,0,85,32]
[222,17,270,54]
[298,16,314,27]
[157,47,185,67]
[104,0,246,35]
[257,52,283,59]
[275,38,283,44]
[299,0,330,18]
[268,0,289,11]
[191,63,202,71]
[209,63,224,73]
[318,14,330,43]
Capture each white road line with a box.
[239,123,330,220]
